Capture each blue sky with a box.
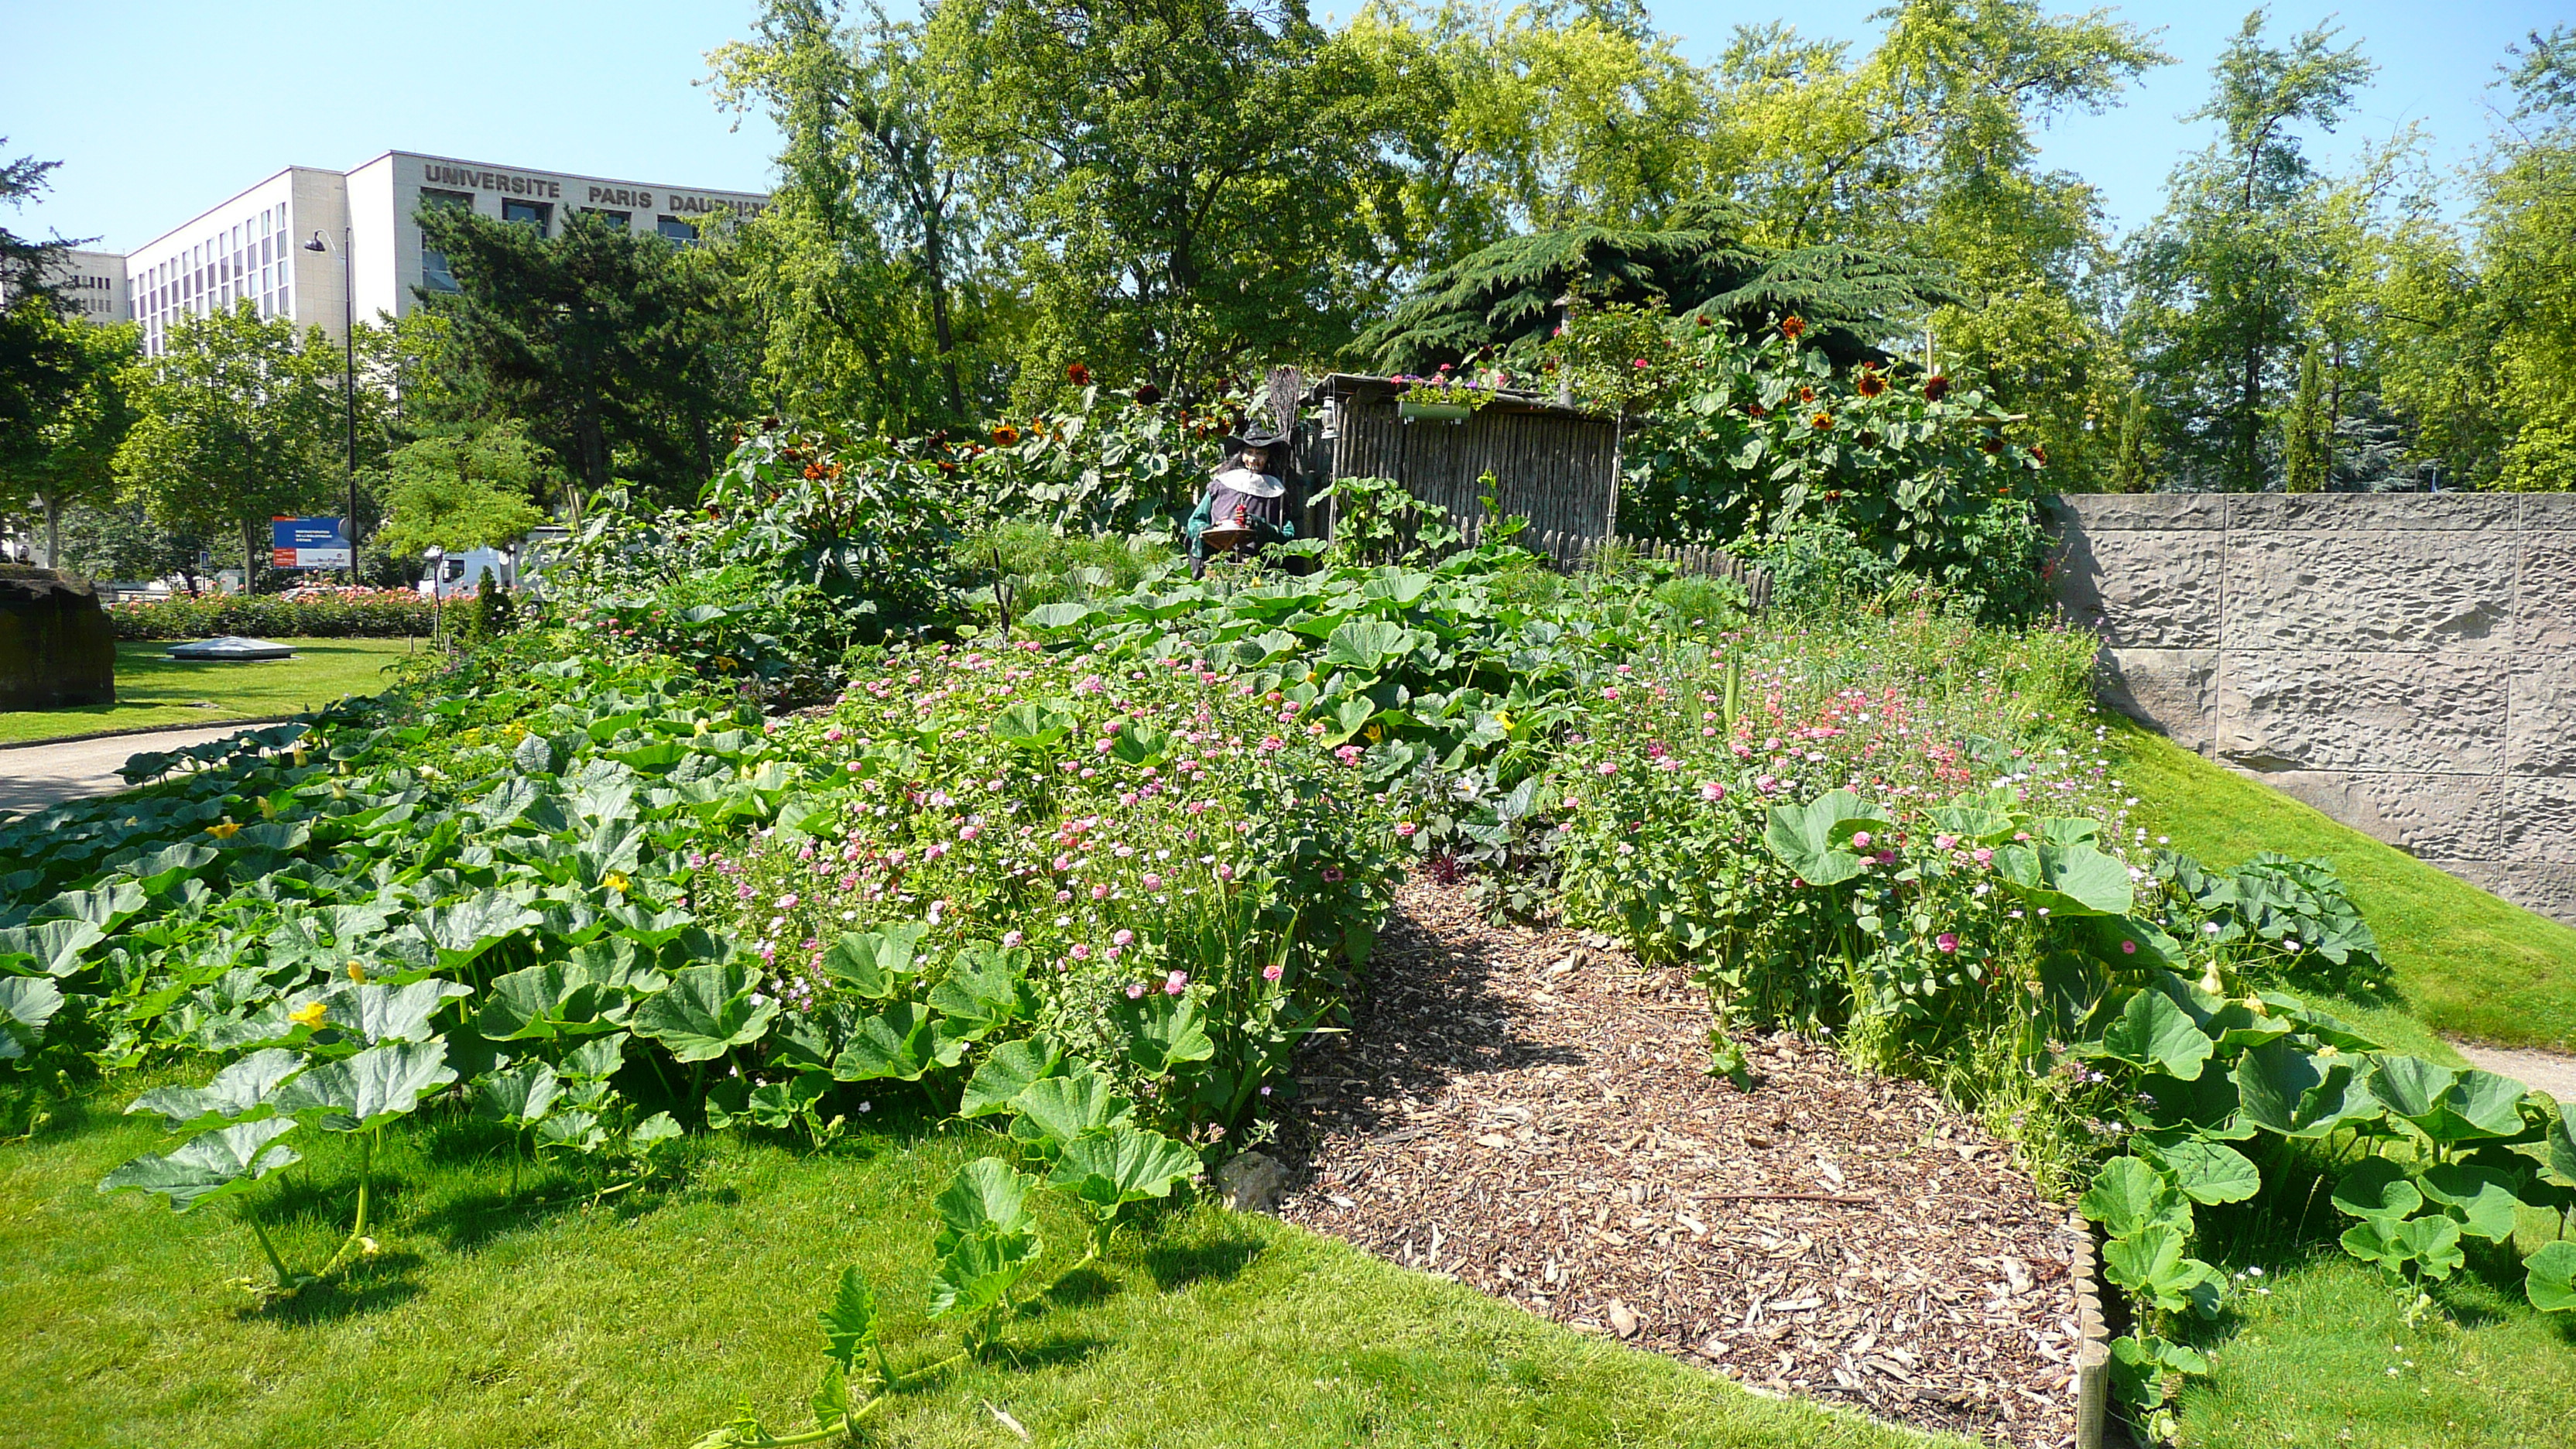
[2,0,2561,255]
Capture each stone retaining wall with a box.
[2047,492,2576,926]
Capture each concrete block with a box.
[2044,493,2225,531]
[2509,658,2576,776]
[2222,533,2513,652]
[2522,495,2576,529]
[2055,530,2221,648]
[2519,534,2576,653]
[2216,651,2507,773]
[2097,648,2217,750]
[2246,769,2506,858]
[2501,777,2576,865]
[2227,493,2519,533]
[2417,860,2576,927]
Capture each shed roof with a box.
[1305,373,1619,426]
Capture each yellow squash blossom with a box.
[346,961,368,983]
[289,1001,329,1029]
[604,872,632,895]
[205,819,242,840]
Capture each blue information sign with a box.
[271,516,352,570]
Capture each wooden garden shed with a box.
[1291,374,1623,544]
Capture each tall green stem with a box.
[242,1205,296,1287]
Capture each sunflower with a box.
[992,424,1022,446]
[1855,368,1887,398]
[1799,386,1817,402]
[1980,434,2006,454]
[1923,374,1951,402]
[1135,382,1163,405]
[2029,444,2049,466]
[1745,402,1766,419]
[1067,362,1091,385]
[1780,315,1807,339]
[1810,410,1834,430]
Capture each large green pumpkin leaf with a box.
[477,963,625,1041]
[2234,1040,2376,1138]
[327,980,474,1045]
[830,1002,957,1081]
[1111,993,1214,1076]
[633,963,778,1062]
[817,924,928,999]
[1046,1125,1199,1212]
[2079,1156,2194,1238]
[1012,1070,1133,1149]
[2419,1164,2525,1242]
[2369,1055,2458,1121]
[924,1227,1040,1320]
[2095,991,2215,1082]
[0,975,65,1061]
[1760,790,1889,888]
[2526,1240,2576,1313]
[33,881,148,930]
[934,1157,1040,1254]
[2330,1158,2424,1221]
[1322,620,1408,673]
[928,942,1036,1039]
[0,919,105,978]
[2140,1136,2263,1205]
[98,1118,301,1212]
[270,1040,457,1131]
[127,1047,306,1132]
[473,1063,560,1129]
[2099,1224,2218,1312]
[1991,841,2134,917]
[421,896,543,970]
[958,1036,1064,1118]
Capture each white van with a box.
[418,546,515,601]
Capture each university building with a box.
[54,150,767,354]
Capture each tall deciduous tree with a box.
[115,301,341,584]
[374,420,551,560]
[968,0,1398,391]
[0,311,139,567]
[0,144,90,492]
[415,206,751,509]
[2123,13,2372,492]
[711,0,1004,431]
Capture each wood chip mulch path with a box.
[1274,877,2085,1447]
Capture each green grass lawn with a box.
[0,639,421,746]
[2109,721,2576,1055]
[0,1081,1944,1449]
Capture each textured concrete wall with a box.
[2048,492,2576,926]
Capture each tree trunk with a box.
[243,519,260,594]
[921,207,964,421]
[2240,344,2263,492]
[42,495,61,572]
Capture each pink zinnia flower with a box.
[1113,929,1134,946]
[1125,982,1146,999]
[1071,943,1091,960]
[1002,930,1024,947]
[1396,821,1418,838]
[1262,963,1284,981]
[1937,933,1959,953]
[1164,970,1188,995]
[1142,872,1164,890]
[1698,781,1725,802]
[1597,761,1618,776]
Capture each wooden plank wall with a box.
[1324,392,1619,540]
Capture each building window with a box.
[419,188,474,293]
[502,199,550,235]
[583,208,632,230]
[655,215,696,245]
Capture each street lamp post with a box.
[303,229,358,584]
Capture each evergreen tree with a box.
[2284,343,2325,492]
[1357,198,1958,373]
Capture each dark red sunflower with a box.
[1810,411,1834,430]
[1780,316,1807,340]
[1923,374,1951,402]
[1855,368,1888,399]
[992,425,1022,446]
[1067,362,1091,385]
[2029,444,2048,466]
[1135,382,1163,405]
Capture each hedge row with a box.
[107,589,439,641]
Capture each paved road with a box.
[0,723,279,816]
[2452,1040,2576,1106]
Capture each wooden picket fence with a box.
[1434,514,1773,611]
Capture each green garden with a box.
[5,5,2576,1447]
